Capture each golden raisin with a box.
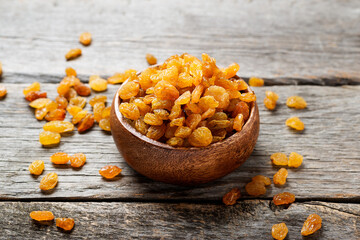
[134,117,149,135]
[77,113,95,133]
[101,107,111,119]
[169,117,185,127]
[119,103,140,120]
[144,113,163,126]
[29,160,45,175]
[23,82,41,96]
[99,118,111,131]
[39,131,61,146]
[118,81,140,100]
[146,124,166,140]
[89,95,107,107]
[272,223,288,240]
[233,114,244,132]
[0,85,6,98]
[65,67,77,76]
[198,96,219,111]
[43,121,74,133]
[286,96,307,109]
[69,96,87,108]
[79,32,92,46]
[273,192,295,206]
[35,108,48,121]
[285,117,304,131]
[40,172,58,190]
[175,91,191,105]
[29,98,51,109]
[273,168,288,185]
[264,97,276,110]
[74,82,91,96]
[72,110,88,124]
[89,77,108,92]
[245,181,266,196]
[223,63,240,79]
[50,152,70,164]
[203,86,229,109]
[188,127,212,147]
[65,48,82,61]
[288,152,303,168]
[56,218,75,231]
[231,101,249,120]
[146,53,157,65]
[252,175,271,186]
[45,109,66,121]
[271,153,288,166]
[154,80,179,101]
[185,114,202,130]
[174,126,192,138]
[265,91,279,102]
[25,91,47,102]
[93,102,105,122]
[301,214,322,236]
[108,69,137,85]
[66,105,82,117]
[99,165,122,179]
[248,77,264,87]
[55,96,68,109]
[166,137,184,147]
[69,153,86,168]
[222,188,241,206]
[30,211,54,221]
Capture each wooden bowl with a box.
[110,77,260,186]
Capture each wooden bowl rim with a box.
[113,75,257,151]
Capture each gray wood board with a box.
[0,0,360,85]
[0,83,359,201]
[1,201,359,239]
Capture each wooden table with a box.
[0,0,359,239]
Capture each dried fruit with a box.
[39,131,61,146]
[272,223,288,240]
[118,81,140,100]
[285,117,304,131]
[50,152,70,164]
[239,92,256,102]
[146,53,157,65]
[65,67,77,76]
[233,114,244,132]
[66,105,82,117]
[93,102,105,122]
[102,106,111,118]
[69,153,86,168]
[43,121,74,133]
[154,80,179,101]
[288,152,303,168]
[301,214,322,236]
[252,175,271,186]
[65,48,82,61]
[108,69,137,85]
[89,76,108,92]
[77,113,94,133]
[166,137,184,147]
[119,103,140,120]
[69,96,87,108]
[273,168,288,185]
[25,91,47,102]
[72,110,88,124]
[89,95,107,106]
[0,84,6,98]
[56,96,68,109]
[271,153,288,166]
[248,77,264,87]
[264,97,276,110]
[99,165,122,179]
[146,124,166,140]
[99,118,111,131]
[79,32,92,46]
[188,127,212,147]
[23,82,41,96]
[56,218,75,231]
[74,82,91,96]
[222,188,241,206]
[245,181,266,196]
[45,109,66,121]
[29,98,51,109]
[39,172,58,190]
[287,96,307,109]
[273,192,295,205]
[265,91,279,102]
[30,211,54,221]
[29,160,45,175]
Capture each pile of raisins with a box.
[117,53,257,147]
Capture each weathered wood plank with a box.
[1,201,359,239]
[0,0,360,85]
[0,83,359,201]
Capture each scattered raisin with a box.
[65,67,77,77]
[252,175,271,186]
[45,109,66,121]
[288,152,303,168]
[77,113,95,133]
[99,165,122,179]
[89,76,108,92]
[65,48,82,61]
[245,181,266,196]
[286,117,305,131]
[146,53,157,65]
[29,160,45,175]
[30,211,54,221]
[23,82,41,96]
[29,98,51,109]
[301,214,322,236]
[273,168,288,185]
[39,172,58,190]
[222,188,241,206]
[39,131,61,146]
[273,192,295,206]
[25,91,47,102]
[271,152,288,166]
[74,82,91,96]
[50,152,70,164]
[56,218,75,231]
[248,77,264,87]
[79,32,92,46]
[43,121,74,133]
[287,96,307,109]
[69,153,86,168]
[99,118,111,131]
[272,223,288,240]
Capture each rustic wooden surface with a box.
[1,201,359,239]
[0,0,359,239]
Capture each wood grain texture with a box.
[0,83,359,201]
[110,79,259,185]
[1,201,359,239]
[0,0,360,85]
